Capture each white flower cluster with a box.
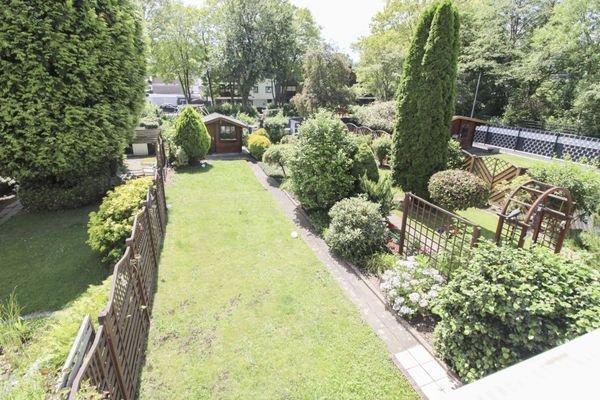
[380,256,444,318]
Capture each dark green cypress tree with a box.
[0,1,146,209]
[392,0,460,197]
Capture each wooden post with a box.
[144,204,159,269]
[398,193,411,256]
[471,226,481,247]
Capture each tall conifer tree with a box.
[392,0,460,197]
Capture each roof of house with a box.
[202,113,248,129]
[132,128,160,144]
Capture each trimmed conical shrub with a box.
[174,106,211,162]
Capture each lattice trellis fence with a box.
[474,124,600,162]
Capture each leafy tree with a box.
[291,46,355,116]
[392,0,460,197]
[0,0,146,209]
[262,144,293,177]
[148,1,207,103]
[174,106,211,162]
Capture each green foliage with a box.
[353,102,396,132]
[139,102,162,128]
[291,47,355,116]
[248,134,272,161]
[360,174,394,216]
[372,134,393,166]
[528,160,600,216]
[264,112,288,143]
[1,279,110,398]
[148,1,206,103]
[87,178,152,265]
[0,291,28,358]
[381,256,444,318]
[280,135,299,145]
[433,242,600,382]
[428,169,489,211]
[174,106,211,162]
[289,111,355,210]
[392,0,460,196]
[351,140,380,183]
[206,103,258,117]
[18,172,112,211]
[446,140,464,169]
[324,196,388,262]
[236,112,258,126]
[252,128,270,139]
[0,0,146,210]
[362,252,398,275]
[262,144,293,177]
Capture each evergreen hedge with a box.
[0,1,147,209]
[174,106,211,162]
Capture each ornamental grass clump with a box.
[380,256,444,318]
[87,177,152,265]
[433,241,600,382]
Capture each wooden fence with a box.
[397,193,481,278]
[463,153,522,203]
[345,123,389,139]
[61,164,167,399]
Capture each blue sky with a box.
[182,0,386,60]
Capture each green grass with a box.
[140,161,417,400]
[457,207,499,240]
[491,152,557,170]
[0,206,108,314]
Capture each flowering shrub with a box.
[380,256,444,318]
[428,169,489,211]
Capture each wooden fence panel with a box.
[464,154,522,203]
[66,165,167,400]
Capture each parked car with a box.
[160,103,178,113]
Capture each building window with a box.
[253,86,259,93]
[219,125,237,142]
[265,85,272,93]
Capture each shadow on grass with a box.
[0,205,110,314]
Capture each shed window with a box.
[219,125,237,141]
[265,85,272,93]
[253,86,259,93]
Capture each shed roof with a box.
[452,115,487,124]
[132,128,160,144]
[202,113,248,129]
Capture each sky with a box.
[181,0,386,60]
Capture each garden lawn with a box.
[491,152,558,170]
[140,161,417,400]
[0,206,108,314]
[457,207,499,240]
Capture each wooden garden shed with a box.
[451,116,487,149]
[202,113,248,154]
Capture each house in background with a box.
[146,76,202,106]
[213,79,299,109]
[202,113,248,154]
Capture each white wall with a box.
[132,143,149,156]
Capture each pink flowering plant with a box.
[380,256,444,318]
